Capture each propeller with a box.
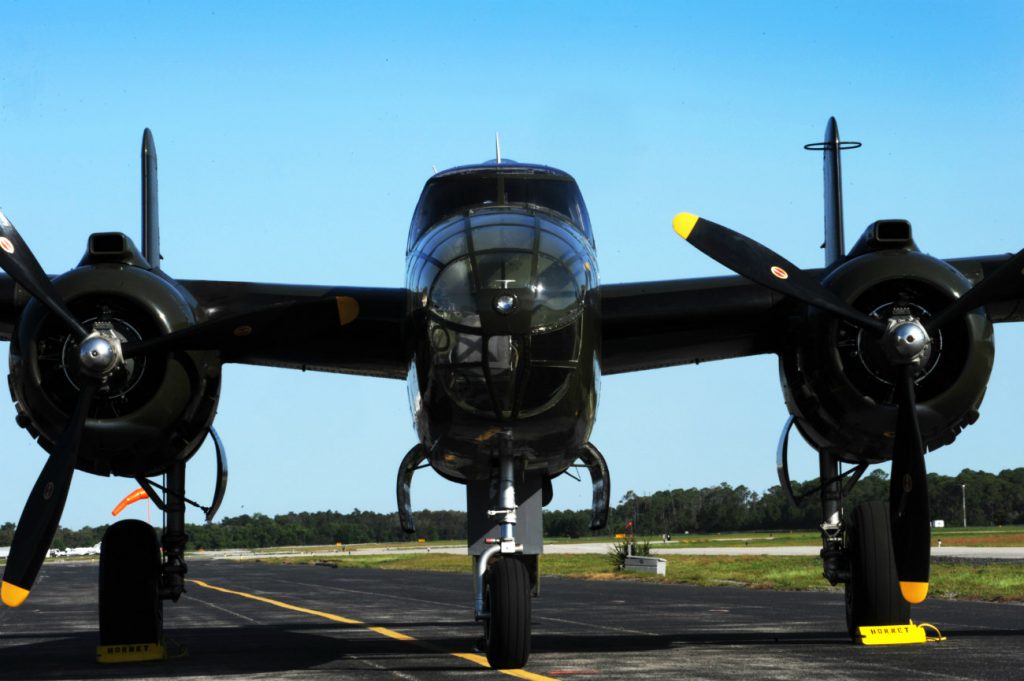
[2,382,96,607]
[121,295,356,359]
[674,211,1019,604]
[889,364,930,603]
[924,248,1024,334]
[0,210,88,341]
[672,213,884,334]
[0,208,130,607]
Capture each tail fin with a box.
[141,129,160,269]
[805,117,860,267]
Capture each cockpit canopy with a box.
[408,163,593,252]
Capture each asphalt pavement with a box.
[0,559,1021,680]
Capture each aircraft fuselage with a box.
[404,163,600,482]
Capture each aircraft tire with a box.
[484,557,531,669]
[844,500,910,639]
[99,519,163,646]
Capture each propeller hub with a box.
[883,317,931,367]
[77,328,124,378]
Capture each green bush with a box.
[607,537,652,569]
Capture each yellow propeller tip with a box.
[672,213,700,240]
[899,580,929,604]
[1,580,30,608]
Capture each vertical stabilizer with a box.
[804,117,860,267]
[141,129,160,269]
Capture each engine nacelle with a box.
[780,248,994,463]
[9,235,222,478]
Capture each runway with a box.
[1,559,1021,680]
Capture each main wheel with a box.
[845,500,910,639]
[99,519,163,645]
[484,557,532,669]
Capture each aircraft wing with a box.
[600,254,1024,376]
[0,277,408,379]
[176,280,408,379]
[600,275,787,375]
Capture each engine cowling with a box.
[780,249,994,463]
[8,236,222,478]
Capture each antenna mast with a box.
[804,117,860,267]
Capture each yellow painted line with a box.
[189,579,363,625]
[189,579,558,680]
[367,625,415,641]
[453,653,558,681]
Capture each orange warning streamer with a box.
[111,488,149,516]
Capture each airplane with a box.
[47,542,101,558]
[0,116,1021,669]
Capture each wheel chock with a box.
[857,621,946,645]
[96,636,187,663]
[96,641,166,663]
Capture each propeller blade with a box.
[122,301,298,357]
[888,364,930,604]
[925,248,1024,334]
[673,213,885,334]
[0,210,87,341]
[1,383,96,607]
[122,296,356,358]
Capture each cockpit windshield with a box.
[408,167,593,251]
[407,208,597,421]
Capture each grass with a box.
[627,525,1024,548]
[265,552,1024,602]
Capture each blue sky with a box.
[1,2,1022,530]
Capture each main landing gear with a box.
[844,500,910,636]
[99,519,163,646]
[812,452,912,638]
[780,437,913,639]
[98,461,191,652]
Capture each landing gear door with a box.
[466,471,544,556]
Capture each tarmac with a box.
[204,543,1024,561]
[1,558,1022,680]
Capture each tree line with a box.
[1,467,1021,550]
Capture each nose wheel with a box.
[481,557,532,668]
[472,449,534,669]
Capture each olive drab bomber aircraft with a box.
[1,117,1022,669]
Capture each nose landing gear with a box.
[473,452,532,669]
